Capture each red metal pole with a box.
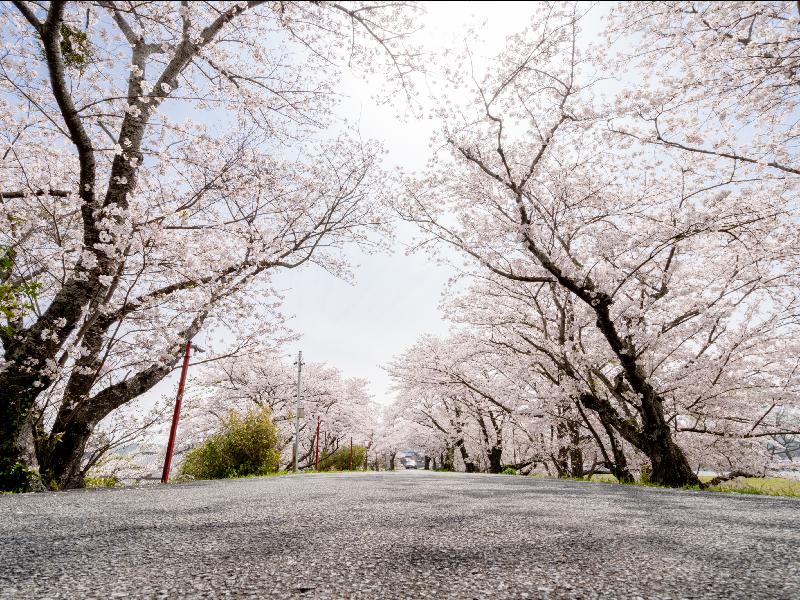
[161,340,192,484]
[349,437,353,471]
[315,417,320,470]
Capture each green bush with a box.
[180,407,281,480]
[501,467,517,475]
[0,461,38,493]
[317,444,367,471]
[85,475,118,488]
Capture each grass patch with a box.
[84,475,118,488]
[175,469,292,483]
[702,476,800,497]
[550,473,800,497]
[176,468,377,482]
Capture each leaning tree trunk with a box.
[580,390,698,487]
[628,390,698,486]
[455,438,477,473]
[551,421,571,477]
[506,188,700,487]
[487,445,503,474]
[38,325,202,489]
[600,419,634,484]
[582,301,699,486]
[484,411,504,474]
[38,417,93,490]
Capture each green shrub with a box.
[501,467,517,475]
[317,444,367,471]
[180,407,280,480]
[85,475,118,488]
[0,461,38,493]
[639,464,651,484]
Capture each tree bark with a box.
[580,391,697,486]
[567,420,584,478]
[456,439,477,473]
[441,446,455,471]
[487,445,503,474]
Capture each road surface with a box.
[1,471,798,599]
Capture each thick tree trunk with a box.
[0,411,46,492]
[647,430,699,487]
[485,412,504,474]
[552,421,575,477]
[424,455,431,470]
[567,421,584,478]
[487,445,503,474]
[37,411,95,490]
[1,0,259,494]
[0,2,112,491]
[636,393,699,486]
[553,438,569,476]
[580,391,698,487]
[38,318,204,489]
[457,440,477,473]
[600,420,634,483]
[508,201,699,488]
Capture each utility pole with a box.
[161,341,192,484]
[292,350,303,474]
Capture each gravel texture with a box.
[1,470,798,599]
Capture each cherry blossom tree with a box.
[387,333,554,474]
[0,0,420,490]
[394,2,800,486]
[443,276,637,481]
[607,1,800,176]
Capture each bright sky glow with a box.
[135,1,609,409]
[273,2,552,404]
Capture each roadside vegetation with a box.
[317,445,368,472]
[180,408,281,481]
[516,472,800,498]
[176,407,370,481]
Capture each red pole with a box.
[315,417,320,470]
[349,437,353,471]
[161,341,192,484]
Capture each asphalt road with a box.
[1,471,798,599]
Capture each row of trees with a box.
[93,351,376,483]
[0,0,420,491]
[181,352,378,473]
[383,1,800,486]
[3,1,799,491]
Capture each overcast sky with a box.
[141,2,606,410]
[271,2,554,404]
